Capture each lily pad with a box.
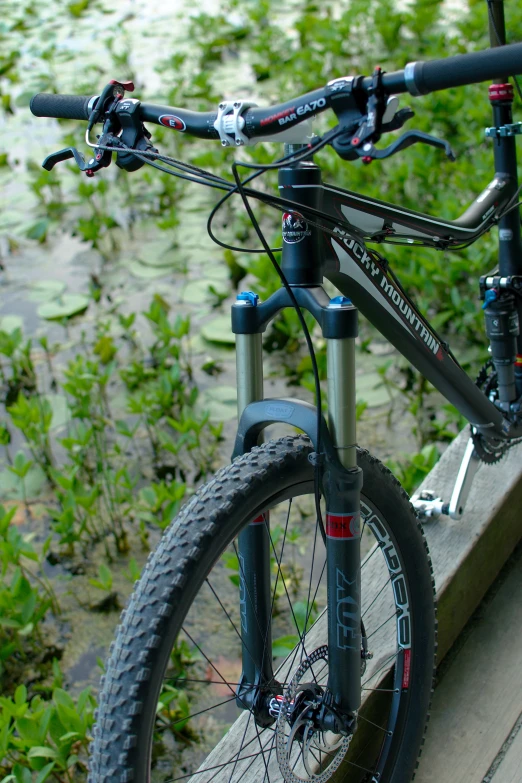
[196,385,237,422]
[137,249,184,269]
[0,315,23,333]
[203,263,229,282]
[125,259,172,280]
[28,280,67,303]
[37,294,90,321]
[356,371,397,408]
[182,279,228,305]
[200,315,235,345]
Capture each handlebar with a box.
[30,43,522,162]
[30,42,522,143]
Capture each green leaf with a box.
[272,634,298,657]
[35,762,56,783]
[26,219,50,242]
[98,563,112,590]
[0,465,46,500]
[14,685,27,706]
[37,294,90,321]
[10,451,33,478]
[43,394,69,431]
[27,747,59,760]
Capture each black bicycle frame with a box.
[232,3,522,728]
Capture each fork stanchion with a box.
[324,300,363,717]
[234,298,276,718]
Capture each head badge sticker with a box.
[282,211,311,244]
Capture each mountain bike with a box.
[30,29,522,783]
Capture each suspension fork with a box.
[324,306,363,718]
[234,320,276,719]
[232,291,363,723]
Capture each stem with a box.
[20,564,60,616]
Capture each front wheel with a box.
[89,436,436,783]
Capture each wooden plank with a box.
[195,431,522,782]
[419,433,522,663]
[490,719,522,783]
[415,543,522,782]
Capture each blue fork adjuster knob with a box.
[482,289,498,309]
[236,291,259,306]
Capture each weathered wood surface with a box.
[193,431,522,782]
[415,542,522,782]
[490,720,522,783]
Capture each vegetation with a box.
[0,0,521,778]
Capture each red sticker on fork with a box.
[250,513,267,525]
[326,513,360,539]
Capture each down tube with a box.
[325,237,506,439]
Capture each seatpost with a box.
[484,0,522,400]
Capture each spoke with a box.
[205,576,264,676]
[366,612,396,640]
[362,686,399,693]
[338,757,377,776]
[228,702,256,783]
[253,718,273,783]
[361,542,380,570]
[181,628,240,704]
[362,650,399,687]
[163,693,241,731]
[362,573,392,618]
[358,713,392,734]
[164,677,244,687]
[267,502,307,647]
[303,505,321,660]
[163,737,276,782]
[262,500,295,774]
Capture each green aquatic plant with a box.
[0,504,59,687]
[0,682,94,782]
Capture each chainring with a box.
[472,360,508,464]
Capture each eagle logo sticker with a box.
[282,211,311,244]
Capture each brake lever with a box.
[356,130,456,163]
[42,134,115,177]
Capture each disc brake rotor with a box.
[275,646,352,783]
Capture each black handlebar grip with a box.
[30,93,97,121]
[405,42,522,96]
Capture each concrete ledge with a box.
[190,430,522,781]
[419,429,522,663]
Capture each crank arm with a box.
[412,437,481,521]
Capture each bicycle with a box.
[30,29,522,783]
